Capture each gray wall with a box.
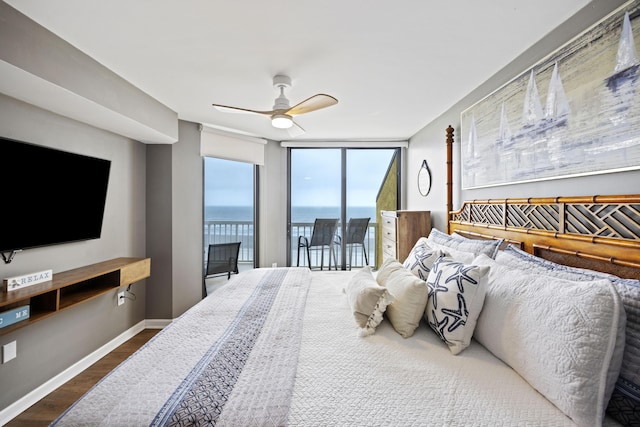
[259,140,289,268]
[406,0,639,231]
[146,144,173,318]
[146,121,203,318]
[0,94,147,410]
[170,121,203,316]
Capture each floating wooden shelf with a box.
[0,257,150,336]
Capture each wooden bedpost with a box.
[446,125,454,234]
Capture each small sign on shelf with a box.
[3,269,53,292]
[0,305,30,328]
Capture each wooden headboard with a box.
[449,196,640,280]
[443,126,640,279]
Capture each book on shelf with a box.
[0,305,30,329]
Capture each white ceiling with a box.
[5,0,593,142]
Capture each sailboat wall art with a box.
[461,0,640,189]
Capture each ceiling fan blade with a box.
[287,120,306,137]
[212,104,274,116]
[286,94,338,116]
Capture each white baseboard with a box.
[145,318,172,329]
[0,318,170,426]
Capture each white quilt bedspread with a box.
[52,267,623,426]
[53,268,311,426]
[289,270,621,427]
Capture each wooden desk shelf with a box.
[0,257,150,336]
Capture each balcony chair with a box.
[335,217,370,270]
[205,242,241,279]
[297,218,339,270]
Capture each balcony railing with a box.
[204,221,254,263]
[291,222,376,269]
[204,220,376,268]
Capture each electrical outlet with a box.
[117,290,125,306]
[272,262,278,267]
[3,341,17,363]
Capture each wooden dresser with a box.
[380,210,431,264]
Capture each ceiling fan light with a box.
[272,114,293,129]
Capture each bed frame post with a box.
[446,125,454,234]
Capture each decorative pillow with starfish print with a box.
[402,237,446,280]
[424,257,490,355]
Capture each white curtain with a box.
[200,125,267,165]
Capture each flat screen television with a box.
[0,137,111,253]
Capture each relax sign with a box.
[2,269,52,292]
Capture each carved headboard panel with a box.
[449,195,640,279]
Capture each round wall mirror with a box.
[418,159,432,196]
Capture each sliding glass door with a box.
[288,147,399,269]
[203,157,257,271]
[289,149,341,268]
[344,149,399,267]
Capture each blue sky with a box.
[205,149,395,207]
[204,157,253,207]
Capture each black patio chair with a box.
[335,217,370,270]
[205,242,241,279]
[297,218,339,270]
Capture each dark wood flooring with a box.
[6,329,159,426]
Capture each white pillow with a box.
[345,267,393,337]
[422,240,475,264]
[474,254,624,427]
[402,237,446,279]
[376,258,428,338]
[495,244,632,422]
[424,257,489,355]
[427,228,502,259]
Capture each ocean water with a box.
[205,205,376,222]
[205,205,253,221]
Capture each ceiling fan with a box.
[212,75,338,137]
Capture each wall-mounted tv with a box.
[0,137,111,253]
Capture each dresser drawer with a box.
[381,221,396,242]
[382,236,397,261]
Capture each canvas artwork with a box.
[461,0,640,189]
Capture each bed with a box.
[50,128,639,427]
[49,193,640,427]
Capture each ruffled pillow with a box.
[424,256,489,355]
[345,267,393,337]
